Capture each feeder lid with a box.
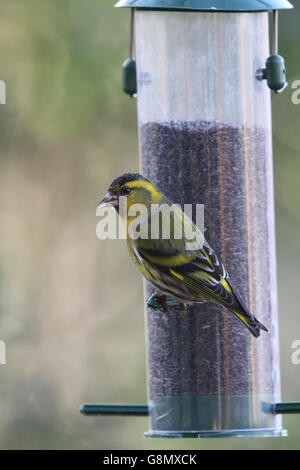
[115,0,293,11]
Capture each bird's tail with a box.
[230,309,268,338]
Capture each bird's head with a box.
[99,173,161,216]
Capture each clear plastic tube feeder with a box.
[115,0,293,438]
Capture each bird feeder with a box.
[81,0,299,438]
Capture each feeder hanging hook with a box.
[122,8,137,97]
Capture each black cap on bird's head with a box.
[98,172,151,211]
[108,173,149,194]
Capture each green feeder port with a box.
[122,58,137,96]
[256,10,288,92]
[258,54,287,92]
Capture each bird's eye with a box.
[121,187,131,195]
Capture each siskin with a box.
[99,172,268,338]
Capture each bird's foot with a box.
[146,294,186,312]
[146,294,169,311]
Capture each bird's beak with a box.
[98,192,119,209]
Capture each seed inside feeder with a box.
[139,119,280,431]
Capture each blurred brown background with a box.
[0,0,299,449]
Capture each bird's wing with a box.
[131,197,239,309]
[135,241,238,310]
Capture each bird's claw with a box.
[146,294,187,312]
[146,294,168,311]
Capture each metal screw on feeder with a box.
[81,0,300,439]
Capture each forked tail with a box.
[230,309,268,338]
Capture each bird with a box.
[99,172,268,338]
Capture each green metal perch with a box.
[80,402,300,416]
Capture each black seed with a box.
[139,119,277,430]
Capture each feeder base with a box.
[145,428,288,439]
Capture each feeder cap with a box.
[115,0,293,11]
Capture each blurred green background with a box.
[0,0,299,450]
